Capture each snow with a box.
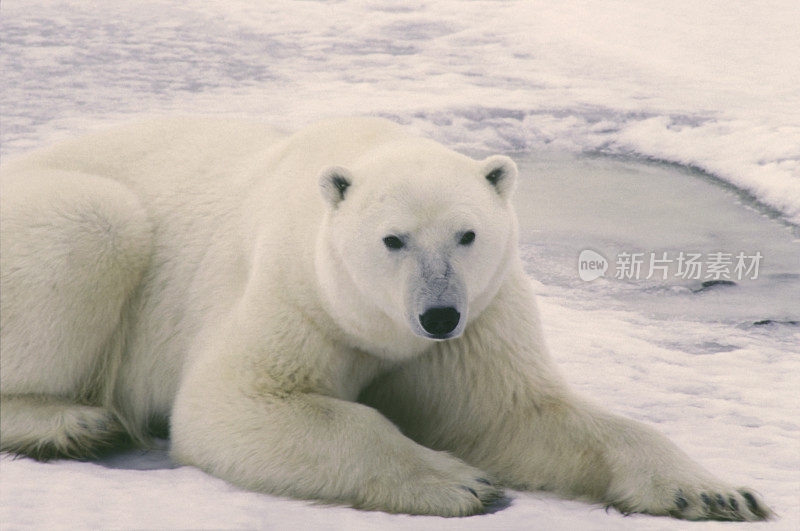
[3,0,799,222]
[1,1,798,529]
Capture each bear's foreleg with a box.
[360,268,772,521]
[170,316,502,517]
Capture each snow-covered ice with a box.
[1,1,798,529]
[3,0,799,223]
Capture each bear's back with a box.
[5,117,283,185]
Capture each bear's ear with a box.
[481,155,518,199]
[318,166,354,208]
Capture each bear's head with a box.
[315,138,518,358]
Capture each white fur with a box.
[0,117,771,520]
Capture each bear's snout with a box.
[419,307,460,338]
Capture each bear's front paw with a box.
[611,482,773,522]
[409,473,503,517]
[369,451,504,517]
[667,487,772,521]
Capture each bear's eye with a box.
[383,235,405,250]
[459,231,476,246]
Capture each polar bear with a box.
[0,116,771,520]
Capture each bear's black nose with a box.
[419,307,460,337]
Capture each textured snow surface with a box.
[1,1,798,529]
[2,0,799,222]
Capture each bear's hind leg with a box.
[0,169,152,457]
[0,395,129,460]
